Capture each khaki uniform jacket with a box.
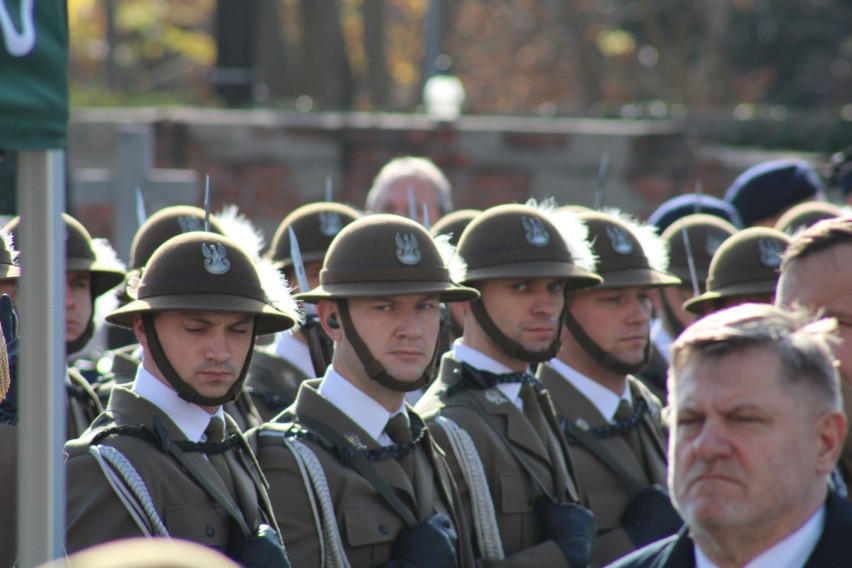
[537,363,668,566]
[67,367,104,440]
[90,345,263,432]
[65,385,274,554]
[252,378,476,568]
[415,356,582,567]
[245,348,311,421]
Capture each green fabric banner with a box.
[0,0,68,149]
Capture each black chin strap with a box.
[659,291,687,338]
[562,307,650,376]
[141,312,256,406]
[337,299,435,393]
[469,299,562,364]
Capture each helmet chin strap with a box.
[469,299,562,364]
[141,312,256,406]
[337,299,435,393]
[562,307,649,376]
[659,291,687,338]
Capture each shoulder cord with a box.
[435,416,504,561]
[88,444,169,537]
[279,435,352,568]
[290,414,419,528]
[444,400,557,502]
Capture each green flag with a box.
[0,0,68,149]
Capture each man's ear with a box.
[133,314,148,350]
[316,300,343,340]
[815,410,847,475]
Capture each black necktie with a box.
[386,412,415,481]
[520,383,549,444]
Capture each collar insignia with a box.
[345,433,367,449]
[395,233,422,265]
[574,418,590,431]
[484,388,507,405]
[202,242,231,275]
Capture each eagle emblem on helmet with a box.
[758,238,784,268]
[318,211,342,237]
[705,231,726,257]
[202,242,231,274]
[395,233,422,265]
[606,226,633,255]
[522,216,549,247]
[178,216,204,233]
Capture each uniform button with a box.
[378,524,390,535]
[206,526,215,537]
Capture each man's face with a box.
[670,346,836,542]
[777,243,852,450]
[136,311,254,407]
[323,294,441,385]
[466,278,565,367]
[373,176,442,225]
[656,284,697,333]
[65,271,93,342]
[562,286,653,374]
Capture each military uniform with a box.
[537,362,667,566]
[67,367,105,439]
[255,375,475,567]
[417,352,583,566]
[246,336,313,421]
[66,377,273,553]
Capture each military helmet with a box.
[129,205,225,271]
[0,229,20,280]
[266,202,361,269]
[683,227,791,314]
[430,209,480,248]
[661,213,737,291]
[578,210,681,289]
[297,214,479,304]
[774,201,842,236]
[457,203,601,288]
[107,232,297,335]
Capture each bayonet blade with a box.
[204,175,211,232]
[135,187,147,228]
[595,150,610,210]
[407,185,417,222]
[288,226,317,317]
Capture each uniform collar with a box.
[272,331,315,378]
[548,357,631,422]
[452,339,526,409]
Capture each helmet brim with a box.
[296,281,480,304]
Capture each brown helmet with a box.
[430,209,480,248]
[296,214,478,392]
[774,201,843,236]
[107,232,299,405]
[456,203,602,363]
[661,213,738,291]
[683,227,791,314]
[0,229,20,280]
[266,202,361,269]
[129,205,225,271]
[565,210,680,375]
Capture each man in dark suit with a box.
[608,303,849,568]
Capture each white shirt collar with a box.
[318,367,405,446]
[272,332,316,378]
[453,340,525,409]
[131,366,224,443]
[651,319,674,363]
[694,504,825,568]
[548,358,632,422]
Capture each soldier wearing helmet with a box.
[64,231,298,566]
[247,202,360,420]
[89,205,264,432]
[537,210,684,566]
[415,203,601,567]
[6,213,125,438]
[641,214,737,399]
[683,227,791,316]
[252,214,479,567]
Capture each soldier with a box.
[6,213,124,438]
[248,202,360,420]
[365,156,453,225]
[415,203,600,567]
[536,210,683,566]
[252,214,478,567]
[774,201,843,236]
[64,231,298,566]
[610,304,851,568]
[91,205,263,432]
[647,193,744,234]
[683,227,791,317]
[642,214,737,399]
[776,216,852,493]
